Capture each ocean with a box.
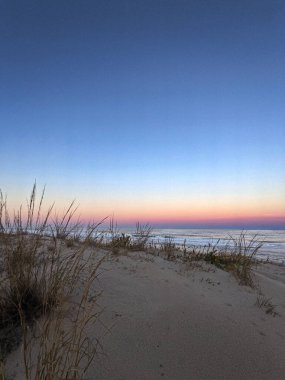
[120,228,285,264]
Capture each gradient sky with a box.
[1,0,285,228]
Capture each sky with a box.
[1,0,285,229]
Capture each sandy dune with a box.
[6,250,285,379]
[91,252,285,380]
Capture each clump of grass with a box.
[20,255,103,379]
[103,220,152,254]
[130,223,152,251]
[0,184,104,378]
[52,201,81,240]
[203,233,262,287]
[0,185,57,355]
[111,233,131,250]
[182,243,215,264]
[168,232,262,286]
[105,218,128,254]
[161,237,177,260]
[79,220,107,248]
[256,294,279,317]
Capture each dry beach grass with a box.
[0,185,104,379]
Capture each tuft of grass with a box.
[20,255,104,379]
[111,233,131,250]
[182,243,216,264]
[256,294,279,317]
[159,232,263,286]
[0,184,105,378]
[160,237,177,261]
[130,223,152,251]
[203,233,262,287]
[103,220,152,254]
[106,218,128,254]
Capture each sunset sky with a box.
[1,0,285,228]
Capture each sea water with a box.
[120,228,285,264]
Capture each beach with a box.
[6,247,285,380]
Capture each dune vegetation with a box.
[0,185,104,379]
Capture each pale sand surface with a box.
[90,252,285,380]
[6,250,285,379]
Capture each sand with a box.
[6,249,285,379]
[91,252,285,380]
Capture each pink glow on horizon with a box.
[79,200,285,227]
[80,209,285,228]
[4,191,285,228]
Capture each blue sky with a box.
[1,0,285,228]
